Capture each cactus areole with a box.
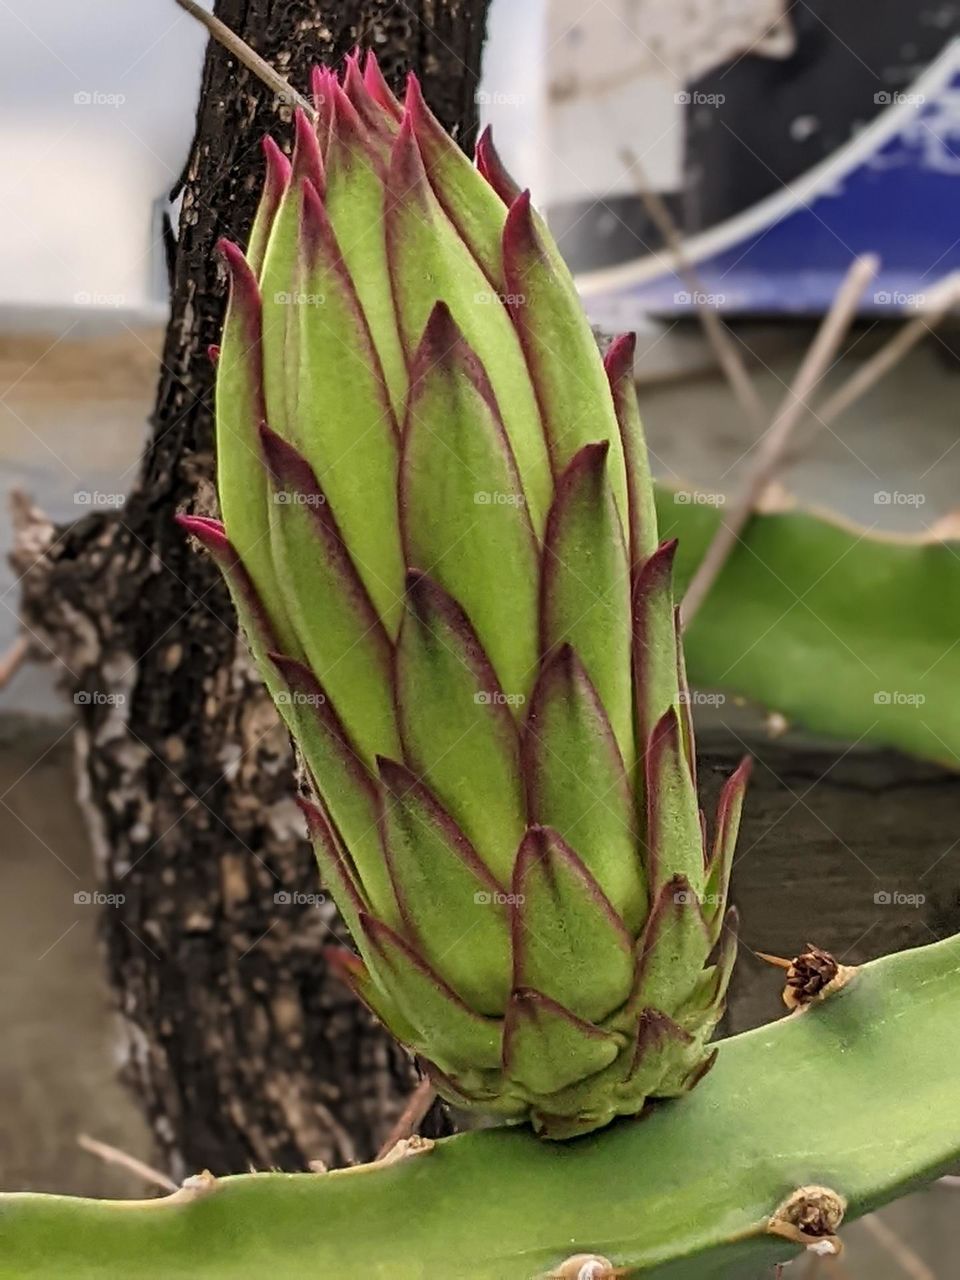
[179,51,751,1139]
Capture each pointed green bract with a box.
[257,110,324,438]
[295,180,404,632]
[195,54,752,1139]
[386,118,552,534]
[645,709,705,897]
[322,85,407,417]
[260,426,399,764]
[503,192,628,525]
[269,655,395,925]
[405,75,506,283]
[360,915,502,1071]
[635,876,710,1012]
[504,991,621,1095]
[401,304,540,703]
[525,645,645,934]
[378,758,511,1015]
[541,442,633,768]
[512,827,635,1023]
[395,570,524,885]
[214,244,298,654]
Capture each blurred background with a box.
[2,2,960,1276]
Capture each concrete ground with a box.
[0,316,957,1275]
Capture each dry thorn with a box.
[77,1133,177,1194]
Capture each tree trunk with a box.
[12,0,490,1180]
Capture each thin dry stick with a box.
[814,279,960,427]
[173,0,318,122]
[78,1133,178,1194]
[620,147,768,430]
[860,1214,936,1280]
[681,254,878,627]
[0,634,29,689]
[375,1078,437,1159]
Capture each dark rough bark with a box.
[12,0,490,1179]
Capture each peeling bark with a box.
[12,0,490,1177]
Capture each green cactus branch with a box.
[3,936,959,1279]
[659,488,960,767]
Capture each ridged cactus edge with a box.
[3,937,960,1278]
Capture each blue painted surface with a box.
[579,47,960,319]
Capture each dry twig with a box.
[77,1133,178,1194]
[620,147,767,429]
[173,0,318,121]
[681,255,877,626]
[376,1078,437,1160]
